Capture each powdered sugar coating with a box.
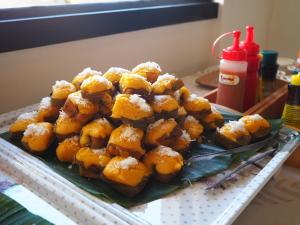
[39,97,52,110]
[120,126,140,142]
[24,123,49,137]
[117,156,138,169]
[68,91,92,106]
[188,94,209,103]
[66,135,79,143]
[148,119,165,130]
[106,67,130,75]
[157,145,179,157]
[77,67,102,78]
[227,120,247,133]
[90,148,106,155]
[181,130,191,142]
[248,114,263,121]
[188,94,197,100]
[185,115,198,123]
[153,95,171,105]
[81,75,112,88]
[94,75,111,85]
[156,73,175,82]
[58,110,70,119]
[17,111,38,121]
[94,118,110,125]
[129,94,151,112]
[52,80,74,90]
[132,62,161,73]
[174,90,181,102]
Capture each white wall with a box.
[0,19,219,113]
[1,0,297,114]
[216,0,274,53]
[268,0,300,58]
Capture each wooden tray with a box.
[202,77,300,169]
[195,69,219,88]
[204,79,288,119]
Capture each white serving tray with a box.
[0,104,299,225]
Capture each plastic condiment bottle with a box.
[212,30,247,112]
[240,26,260,111]
[256,53,263,102]
[282,72,300,129]
[261,50,279,97]
[297,50,300,71]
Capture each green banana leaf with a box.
[0,192,52,225]
[0,115,283,208]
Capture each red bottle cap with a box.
[212,30,246,61]
[240,26,260,55]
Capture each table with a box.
[0,72,299,225]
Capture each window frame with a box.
[0,0,218,53]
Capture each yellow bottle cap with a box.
[291,72,300,86]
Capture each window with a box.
[0,0,137,9]
[0,0,218,52]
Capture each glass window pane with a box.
[0,0,144,9]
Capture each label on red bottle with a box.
[219,73,240,85]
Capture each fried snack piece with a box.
[98,92,115,117]
[72,67,102,90]
[111,94,154,129]
[22,122,54,154]
[145,118,182,148]
[54,111,83,141]
[80,75,114,102]
[102,156,150,197]
[132,61,162,83]
[143,145,183,182]
[215,120,251,149]
[150,95,179,119]
[107,124,145,159]
[56,135,81,163]
[76,147,111,179]
[9,111,39,140]
[51,80,76,107]
[183,94,211,119]
[152,74,184,95]
[174,86,191,104]
[103,67,130,89]
[62,91,99,123]
[172,130,192,153]
[200,107,224,131]
[119,73,152,100]
[239,114,271,140]
[177,106,188,124]
[37,97,60,123]
[182,115,204,140]
[80,118,113,148]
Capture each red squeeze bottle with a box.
[240,26,260,111]
[212,30,248,112]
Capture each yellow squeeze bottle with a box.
[282,72,300,129]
